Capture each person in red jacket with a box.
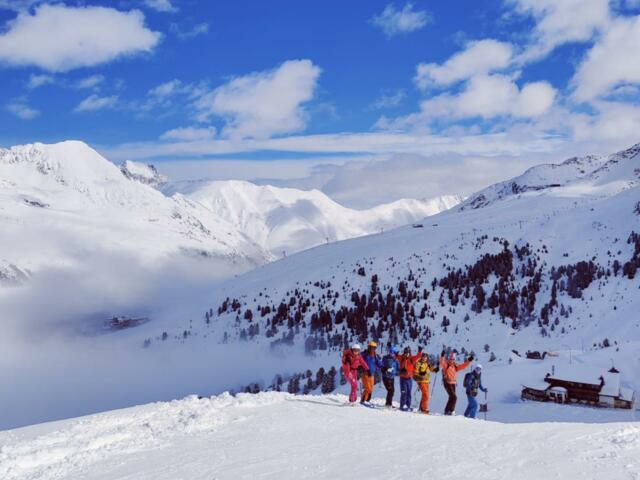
[440,349,473,415]
[342,343,369,404]
[396,346,422,410]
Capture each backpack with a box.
[382,355,394,369]
[464,372,480,396]
[463,372,472,389]
[342,349,354,368]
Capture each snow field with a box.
[1,392,640,480]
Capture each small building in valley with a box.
[521,367,635,409]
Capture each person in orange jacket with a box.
[342,344,369,404]
[396,346,422,411]
[413,352,439,414]
[440,349,474,415]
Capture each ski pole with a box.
[484,390,488,421]
[430,369,439,399]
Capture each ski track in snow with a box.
[1,392,640,480]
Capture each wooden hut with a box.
[521,367,635,409]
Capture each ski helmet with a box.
[403,346,411,354]
[368,341,378,348]
[390,346,399,354]
[351,343,362,351]
[474,364,483,372]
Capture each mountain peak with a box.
[120,160,167,189]
[459,142,639,211]
[612,141,640,159]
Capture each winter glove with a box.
[400,368,408,375]
[418,345,423,352]
[440,350,445,357]
[468,355,475,361]
[386,368,393,373]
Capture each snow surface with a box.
[1,391,639,480]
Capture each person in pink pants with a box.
[342,343,369,403]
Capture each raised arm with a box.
[456,357,473,371]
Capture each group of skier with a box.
[341,341,487,418]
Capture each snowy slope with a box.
[1,392,639,480]
[165,179,462,256]
[136,142,640,407]
[0,141,269,278]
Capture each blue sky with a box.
[0,1,639,204]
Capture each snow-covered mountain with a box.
[2,141,640,432]
[0,142,458,290]
[165,179,462,256]
[0,141,269,280]
[461,143,640,210]
[133,142,640,409]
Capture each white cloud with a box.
[571,100,640,142]
[194,59,321,139]
[415,40,513,89]
[149,79,187,98]
[370,89,406,110]
[371,3,431,37]
[74,94,118,113]
[143,0,177,13]
[76,74,105,90]
[514,81,558,116]
[103,130,563,164]
[508,0,611,60]
[409,75,557,122]
[170,22,209,39]
[26,73,54,89]
[160,126,217,141]
[268,153,539,208]
[6,99,39,119]
[0,5,160,72]
[571,15,640,101]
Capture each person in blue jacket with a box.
[361,341,384,404]
[381,345,400,407]
[464,364,488,418]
